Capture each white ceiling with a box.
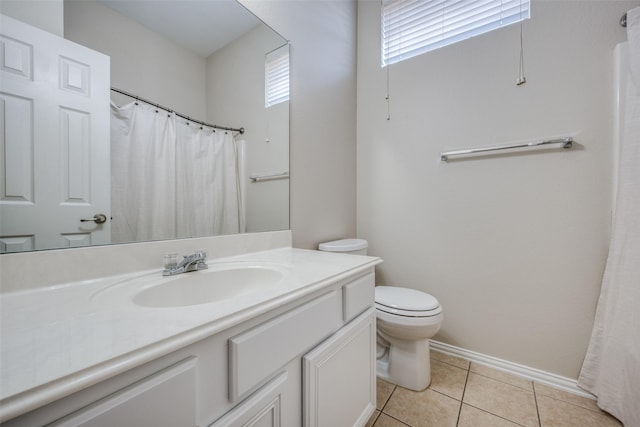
[98,0,262,57]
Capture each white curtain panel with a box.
[176,125,244,238]
[110,102,177,243]
[578,7,640,426]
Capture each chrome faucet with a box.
[163,250,208,276]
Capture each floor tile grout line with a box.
[532,382,542,427]
[379,384,397,413]
[455,368,471,426]
[461,403,529,427]
[467,370,536,394]
[431,357,471,372]
[468,367,535,392]
[429,387,463,402]
[369,410,381,426]
[380,412,412,426]
[533,387,610,416]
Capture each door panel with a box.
[0,14,110,252]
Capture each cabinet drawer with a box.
[343,272,374,322]
[49,357,198,427]
[229,290,341,401]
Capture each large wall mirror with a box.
[0,0,289,254]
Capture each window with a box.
[382,0,530,66]
[265,44,290,108]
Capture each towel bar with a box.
[440,137,573,162]
[249,171,289,182]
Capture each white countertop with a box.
[0,248,380,421]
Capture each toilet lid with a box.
[375,286,440,312]
[318,239,368,252]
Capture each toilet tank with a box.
[318,239,368,256]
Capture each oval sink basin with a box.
[133,267,285,308]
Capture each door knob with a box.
[80,214,108,224]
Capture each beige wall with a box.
[0,0,63,37]
[64,0,206,119]
[357,0,638,379]
[206,25,289,233]
[240,0,358,249]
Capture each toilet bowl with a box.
[375,286,442,390]
[318,239,443,391]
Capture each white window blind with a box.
[265,46,290,108]
[382,0,530,66]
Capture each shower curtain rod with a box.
[110,87,245,134]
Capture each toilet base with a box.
[376,337,432,391]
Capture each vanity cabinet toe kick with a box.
[2,270,377,427]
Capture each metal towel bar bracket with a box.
[440,137,573,162]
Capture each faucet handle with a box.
[163,252,179,270]
[195,250,208,270]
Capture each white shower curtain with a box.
[176,125,245,238]
[110,101,177,243]
[578,7,640,427]
[110,101,245,243]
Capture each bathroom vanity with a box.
[0,247,381,426]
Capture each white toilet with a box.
[318,239,443,391]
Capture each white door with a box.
[0,14,111,252]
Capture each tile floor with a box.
[366,351,622,427]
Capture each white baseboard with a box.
[429,340,596,399]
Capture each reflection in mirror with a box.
[0,0,289,253]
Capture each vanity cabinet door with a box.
[303,308,376,427]
[210,373,288,427]
[48,357,197,427]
